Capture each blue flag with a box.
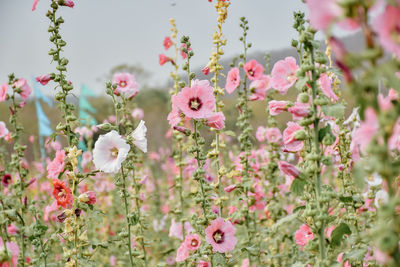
[79,84,97,125]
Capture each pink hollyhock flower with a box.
[378,89,398,111]
[78,191,97,205]
[131,108,144,119]
[205,218,237,253]
[271,57,299,94]
[175,243,189,262]
[243,59,264,81]
[92,130,130,173]
[44,201,59,222]
[169,219,194,240]
[159,54,171,65]
[110,255,117,266]
[35,74,52,85]
[0,83,8,101]
[389,118,400,151]
[265,127,282,143]
[7,224,18,235]
[0,239,19,267]
[112,72,139,99]
[206,112,225,130]
[1,174,12,187]
[241,258,250,267]
[0,122,9,138]
[59,0,74,8]
[13,78,32,100]
[225,67,241,94]
[373,3,400,59]
[224,184,237,193]
[184,234,201,251]
[352,108,378,153]
[268,100,288,116]
[176,80,215,119]
[197,261,211,267]
[163,36,173,50]
[306,0,342,31]
[337,253,351,267]
[295,224,314,246]
[256,126,267,142]
[47,150,65,179]
[168,95,182,127]
[249,75,271,100]
[319,73,338,102]
[32,0,39,11]
[279,161,300,178]
[288,102,310,120]
[283,122,304,152]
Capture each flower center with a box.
[119,81,127,88]
[111,147,119,159]
[212,229,224,244]
[189,97,202,111]
[248,69,255,77]
[58,189,66,199]
[191,239,198,247]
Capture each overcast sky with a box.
[0,0,308,95]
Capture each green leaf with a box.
[318,124,335,143]
[342,248,368,261]
[321,104,346,119]
[293,205,306,213]
[290,179,306,196]
[331,223,351,247]
[339,196,353,203]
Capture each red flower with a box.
[52,179,73,208]
[163,37,173,50]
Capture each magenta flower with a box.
[184,234,201,251]
[205,218,237,253]
[175,80,215,119]
[0,83,8,102]
[206,112,225,130]
[319,73,338,102]
[243,59,264,81]
[373,3,400,59]
[225,67,240,94]
[112,72,139,99]
[59,0,74,8]
[268,100,289,116]
[47,150,66,179]
[197,261,211,267]
[1,174,12,187]
[283,122,304,152]
[163,36,173,50]
[271,57,299,95]
[295,224,314,246]
[13,78,32,100]
[279,161,300,178]
[36,74,52,86]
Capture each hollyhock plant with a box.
[225,67,240,94]
[271,56,299,94]
[1,174,12,187]
[159,54,171,65]
[288,102,310,120]
[13,78,32,100]
[268,100,289,116]
[205,218,237,253]
[184,234,201,251]
[279,161,300,178]
[78,191,97,205]
[52,179,73,208]
[243,59,264,81]
[256,126,267,142]
[249,75,271,100]
[35,74,52,85]
[112,72,139,99]
[283,122,304,152]
[0,83,8,101]
[319,73,338,102]
[295,224,314,247]
[93,130,130,173]
[163,36,173,50]
[206,112,225,130]
[175,243,189,262]
[352,108,378,153]
[132,120,148,153]
[265,127,282,143]
[47,150,66,179]
[175,80,215,119]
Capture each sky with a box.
[0,0,308,95]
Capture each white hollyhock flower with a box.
[132,120,147,153]
[365,173,383,187]
[374,190,389,208]
[93,130,130,173]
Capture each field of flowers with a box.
[1,0,400,266]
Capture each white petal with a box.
[132,120,147,153]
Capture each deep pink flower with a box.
[279,161,300,178]
[13,78,32,100]
[7,224,18,235]
[176,243,189,262]
[206,112,225,130]
[36,74,52,86]
[168,95,182,127]
[243,59,264,81]
[271,57,299,95]
[249,75,271,100]
[112,72,139,99]
[225,68,240,94]
[159,54,171,65]
[295,224,314,246]
[373,3,400,59]
[0,83,8,102]
[268,100,288,116]
[319,73,338,102]
[59,0,74,8]
[283,122,304,152]
[47,150,66,179]
[288,102,310,120]
[175,80,215,119]
[184,234,201,251]
[197,261,211,267]
[202,66,210,76]
[79,191,97,205]
[1,174,12,187]
[163,36,173,50]
[265,128,282,143]
[205,218,237,253]
[224,184,237,193]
